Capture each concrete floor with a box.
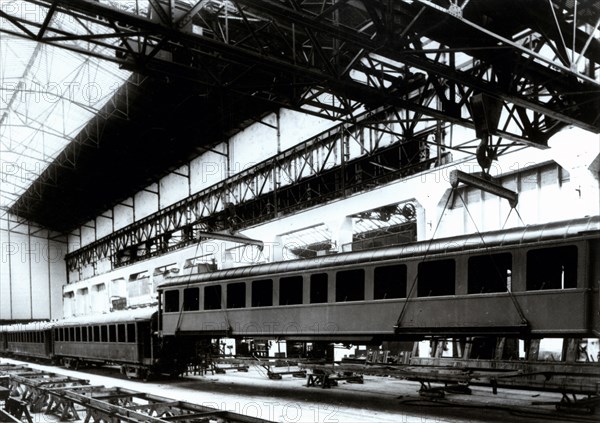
[2,358,598,423]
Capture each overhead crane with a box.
[2,0,598,232]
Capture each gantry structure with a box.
[1,0,598,274]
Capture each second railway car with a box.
[0,322,53,360]
[158,216,600,342]
[52,307,159,378]
[0,307,185,379]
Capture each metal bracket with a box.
[449,170,518,208]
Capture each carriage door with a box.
[137,322,153,359]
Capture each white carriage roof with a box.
[0,306,157,331]
[54,306,157,327]
[0,321,53,332]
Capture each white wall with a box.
[0,214,66,321]
[68,109,338,255]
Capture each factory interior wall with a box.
[0,213,65,321]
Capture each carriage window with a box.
[164,290,180,313]
[69,327,75,342]
[418,259,455,297]
[82,327,88,342]
[109,325,116,342]
[280,276,303,305]
[127,323,136,343]
[101,326,108,342]
[204,285,222,310]
[117,324,126,342]
[227,282,246,308]
[336,269,365,302]
[468,253,512,293]
[252,279,273,307]
[93,326,100,342]
[310,273,328,303]
[374,264,407,299]
[183,287,200,311]
[527,245,577,290]
[75,327,81,342]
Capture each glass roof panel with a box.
[0,4,131,214]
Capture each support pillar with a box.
[326,217,353,252]
[526,339,541,361]
[494,337,505,360]
[563,338,583,362]
[414,183,451,240]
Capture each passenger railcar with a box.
[0,308,187,379]
[0,322,53,360]
[158,216,600,342]
[51,307,160,378]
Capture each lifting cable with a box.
[501,204,526,230]
[395,187,455,330]
[172,240,232,337]
[395,186,530,331]
[173,241,203,335]
[455,189,529,327]
[173,239,234,337]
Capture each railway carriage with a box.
[0,322,54,361]
[51,307,161,378]
[158,216,600,343]
[0,308,184,379]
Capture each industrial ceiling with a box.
[0,0,598,232]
